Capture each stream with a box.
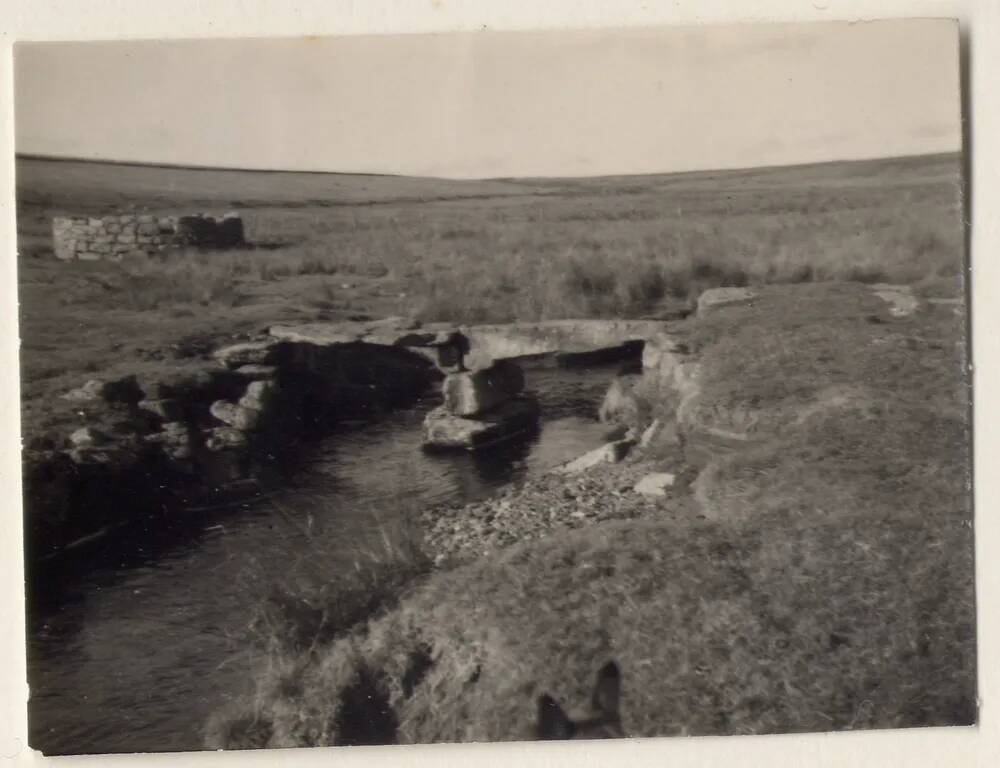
[26,358,621,755]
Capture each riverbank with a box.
[206,280,974,747]
[26,356,628,755]
[23,313,673,572]
[17,152,970,753]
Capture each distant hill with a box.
[15,153,961,215]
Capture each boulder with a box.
[423,397,540,450]
[215,340,281,369]
[238,380,278,412]
[641,333,687,372]
[69,427,109,448]
[598,375,643,426]
[871,284,919,317]
[442,361,524,417]
[144,421,193,460]
[696,287,756,316]
[554,438,634,475]
[66,428,141,465]
[61,379,105,402]
[210,400,260,431]
[634,472,676,497]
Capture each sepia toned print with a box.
[15,19,972,755]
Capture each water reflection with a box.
[27,360,619,755]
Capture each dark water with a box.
[27,361,619,755]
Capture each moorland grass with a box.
[17,153,963,441]
[29,159,960,323]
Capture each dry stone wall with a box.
[52,212,245,261]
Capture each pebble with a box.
[419,458,677,565]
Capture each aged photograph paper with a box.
[14,19,973,756]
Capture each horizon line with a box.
[14,149,962,183]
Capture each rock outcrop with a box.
[553,437,635,474]
[696,286,756,315]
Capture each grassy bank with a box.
[207,282,973,746]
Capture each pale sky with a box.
[14,19,961,179]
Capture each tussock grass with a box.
[222,513,973,746]
[112,243,392,310]
[205,495,431,749]
[30,154,963,321]
[117,249,245,310]
[411,207,962,323]
[678,283,968,442]
[237,497,431,658]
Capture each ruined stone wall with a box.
[52,212,245,261]
[53,214,179,261]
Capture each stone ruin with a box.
[52,212,245,261]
